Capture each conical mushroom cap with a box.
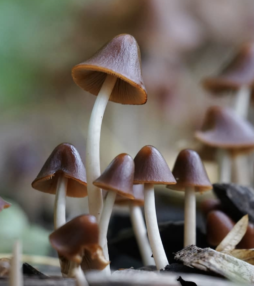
[0,197,11,212]
[32,143,87,198]
[203,42,254,94]
[168,149,212,192]
[134,145,176,185]
[49,215,109,269]
[72,34,147,105]
[116,184,144,206]
[93,153,134,199]
[195,106,254,151]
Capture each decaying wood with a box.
[175,245,254,283]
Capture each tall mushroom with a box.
[93,153,135,272]
[195,106,254,183]
[133,145,176,270]
[49,215,108,282]
[72,34,147,221]
[167,149,212,247]
[116,184,155,266]
[32,143,87,229]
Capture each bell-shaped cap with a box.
[0,197,11,212]
[72,34,147,105]
[49,215,109,269]
[32,143,87,198]
[134,145,176,185]
[203,42,254,94]
[116,184,144,206]
[195,106,254,151]
[168,149,212,192]
[93,153,134,199]
[206,210,234,246]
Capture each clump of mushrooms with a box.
[72,34,147,221]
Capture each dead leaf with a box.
[228,249,254,265]
[0,258,11,276]
[216,215,248,253]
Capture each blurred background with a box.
[1,0,254,261]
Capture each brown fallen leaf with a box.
[0,258,11,276]
[228,249,254,265]
[216,215,248,253]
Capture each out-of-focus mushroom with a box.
[72,34,147,221]
[32,143,87,229]
[115,184,155,266]
[49,215,108,279]
[93,153,134,274]
[167,149,212,247]
[195,106,254,183]
[134,145,176,270]
[0,197,11,212]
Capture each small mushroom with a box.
[195,106,254,183]
[93,153,135,273]
[115,184,155,266]
[0,197,11,212]
[32,143,87,229]
[134,145,176,270]
[72,34,147,220]
[167,149,212,246]
[49,215,108,280]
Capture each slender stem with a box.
[184,187,196,247]
[9,241,23,286]
[144,184,168,270]
[74,267,89,286]
[234,85,250,118]
[129,204,155,266]
[86,75,117,221]
[231,155,251,186]
[217,149,231,183]
[54,175,68,229]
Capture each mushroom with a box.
[93,153,135,273]
[0,197,11,212]
[49,215,108,281]
[116,184,155,266]
[72,34,147,220]
[195,106,254,183]
[31,143,87,229]
[202,42,254,119]
[133,145,176,270]
[167,149,212,247]
[9,241,22,286]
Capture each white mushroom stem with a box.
[144,183,168,270]
[99,190,117,275]
[74,267,89,286]
[231,155,251,185]
[184,187,196,247]
[234,85,250,118]
[86,75,117,221]
[10,241,23,286]
[129,204,155,266]
[54,175,68,229]
[217,149,231,183]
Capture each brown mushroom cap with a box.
[206,210,234,246]
[195,106,254,152]
[168,149,212,192]
[134,145,176,185]
[93,153,134,199]
[0,197,11,212]
[32,143,87,198]
[49,215,101,263]
[202,42,254,94]
[72,34,147,105]
[116,184,144,206]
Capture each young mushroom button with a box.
[195,106,254,183]
[93,153,135,269]
[31,143,87,229]
[134,145,176,270]
[72,34,147,221]
[167,149,212,247]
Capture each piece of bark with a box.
[22,263,48,279]
[175,245,254,283]
[213,183,254,223]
